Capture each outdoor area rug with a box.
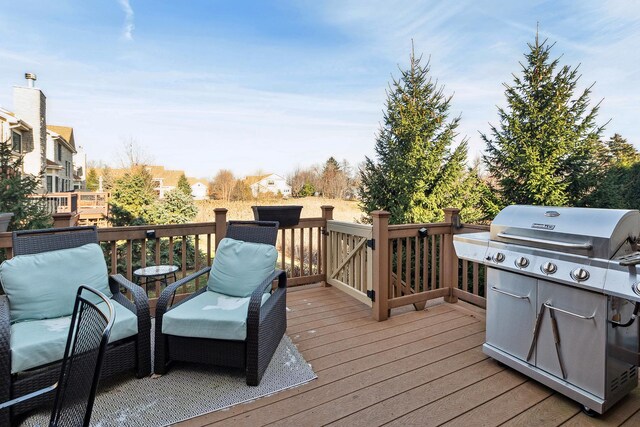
[20,334,316,427]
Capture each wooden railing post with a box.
[214,208,228,250]
[52,212,79,228]
[443,208,461,303]
[372,210,390,321]
[321,205,334,286]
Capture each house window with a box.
[46,176,53,192]
[55,177,59,192]
[12,132,21,152]
[65,161,70,177]
[267,180,275,186]
[57,143,62,161]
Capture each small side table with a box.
[133,265,179,298]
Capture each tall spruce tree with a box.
[85,167,99,191]
[176,173,192,196]
[0,139,51,230]
[109,166,158,225]
[582,134,640,208]
[359,49,470,224]
[482,33,605,207]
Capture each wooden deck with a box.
[179,286,640,427]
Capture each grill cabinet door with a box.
[486,268,537,361]
[536,280,607,398]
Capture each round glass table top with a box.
[133,265,179,277]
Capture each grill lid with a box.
[490,205,640,259]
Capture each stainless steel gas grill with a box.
[453,205,640,415]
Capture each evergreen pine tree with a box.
[86,167,99,191]
[359,48,471,224]
[482,33,605,207]
[582,134,640,208]
[0,139,51,230]
[176,173,192,196]
[109,166,158,225]
[153,188,198,224]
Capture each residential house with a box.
[0,106,33,161]
[0,73,80,193]
[46,125,77,192]
[73,145,87,190]
[246,173,291,198]
[146,166,183,199]
[96,165,206,200]
[188,178,209,200]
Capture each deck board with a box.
[178,286,640,427]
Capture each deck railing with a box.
[326,220,373,306]
[0,207,332,311]
[0,204,487,319]
[329,209,489,320]
[27,193,78,214]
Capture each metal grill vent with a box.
[609,366,637,393]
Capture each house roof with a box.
[0,107,32,131]
[245,174,282,185]
[95,165,204,189]
[187,177,208,186]
[145,166,185,187]
[47,125,76,153]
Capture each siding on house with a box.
[246,173,291,198]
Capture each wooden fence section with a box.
[28,193,78,214]
[1,204,488,319]
[0,207,332,311]
[97,221,219,311]
[386,221,452,311]
[326,220,373,307]
[365,209,489,320]
[275,205,333,288]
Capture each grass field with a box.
[195,197,363,223]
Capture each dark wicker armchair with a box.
[154,221,287,386]
[0,226,151,425]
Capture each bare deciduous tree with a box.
[117,137,152,169]
[210,169,236,201]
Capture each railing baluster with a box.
[290,228,295,277]
[473,262,479,295]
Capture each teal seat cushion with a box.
[0,243,112,323]
[162,290,270,341]
[10,299,138,374]
[207,237,277,298]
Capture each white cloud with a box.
[117,0,134,41]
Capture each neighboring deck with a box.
[180,286,640,427]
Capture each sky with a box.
[0,0,639,179]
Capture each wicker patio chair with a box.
[0,285,115,427]
[154,221,287,386]
[0,226,151,425]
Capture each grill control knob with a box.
[571,267,590,282]
[515,257,529,268]
[492,252,505,263]
[541,262,557,274]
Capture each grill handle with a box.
[497,232,593,250]
[543,302,596,320]
[491,286,530,300]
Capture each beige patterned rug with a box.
[20,334,316,427]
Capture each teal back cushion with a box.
[0,243,112,323]
[207,238,277,297]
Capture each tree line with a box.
[359,34,640,225]
[206,157,360,201]
[5,32,639,232]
